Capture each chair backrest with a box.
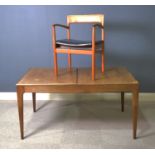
[67,14,104,26]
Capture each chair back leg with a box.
[68,53,72,71]
[101,43,104,73]
[101,51,104,73]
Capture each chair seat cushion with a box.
[56,39,102,48]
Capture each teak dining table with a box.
[16,67,139,140]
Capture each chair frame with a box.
[52,14,104,80]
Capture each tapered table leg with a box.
[32,92,36,112]
[121,92,124,112]
[132,89,139,139]
[17,86,24,139]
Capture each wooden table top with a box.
[16,67,138,86]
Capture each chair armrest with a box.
[52,24,69,29]
[52,24,70,48]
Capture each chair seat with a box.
[56,39,103,48]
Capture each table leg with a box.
[132,89,139,139]
[32,92,36,112]
[121,92,124,112]
[17,86,24,139]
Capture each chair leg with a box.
[92,54,95,80]
[54,52,58,76]
[101,46,104,73]
[68,53,72,71]
[101,52,104,73]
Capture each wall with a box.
[0,5,155,91]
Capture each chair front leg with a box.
[92,53,95,80]
[54,52,58,76]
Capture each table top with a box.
[16,67,138,86]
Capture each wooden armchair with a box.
[52,14,104,80]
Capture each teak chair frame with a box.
[52,14,104,80]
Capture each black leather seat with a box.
[56,39,102,48]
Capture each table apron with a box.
[19,84,139,93]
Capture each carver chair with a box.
[52,14,104,80]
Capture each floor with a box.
[0,93,155,149]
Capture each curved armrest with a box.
[52,24,69,29]
[52,24,70,47]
